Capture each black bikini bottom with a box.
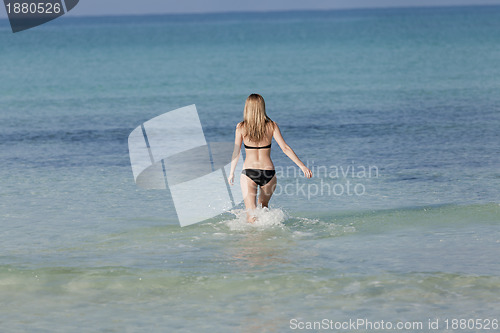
[242,169,276,187]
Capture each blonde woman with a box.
[228,94,312,223]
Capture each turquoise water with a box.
[1,6,500,332]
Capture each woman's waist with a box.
[242,160,274,170]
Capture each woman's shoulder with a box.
[236,122,245,134]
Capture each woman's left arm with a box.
[228,124,243,185]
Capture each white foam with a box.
[291,231,315,238]
[223,207,287,231]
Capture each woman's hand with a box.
[300,166,313,179]
[228,173,234,185]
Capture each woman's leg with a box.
[240,173,258,223]
[258,175,277,208]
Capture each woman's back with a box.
[239,121,274,170]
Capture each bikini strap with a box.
[244,143,272,149]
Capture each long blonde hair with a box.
[239,94,273,142]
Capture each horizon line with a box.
[0,3,499,20]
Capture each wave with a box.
[318,202,500,233]
[0,127,131,145]
[2,264,499,296]
[202,202,500,237]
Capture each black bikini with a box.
[242,143,276,186]
[242,169,276,187]
[244,143,272,149]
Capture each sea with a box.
[0,5,499,332]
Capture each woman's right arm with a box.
[228,124,243,185]
[273,122,312,178]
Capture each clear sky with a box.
[2,0,500,18]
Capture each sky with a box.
[1,0,500,18]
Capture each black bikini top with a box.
[244,143,272,149]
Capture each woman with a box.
[228,94,313,223]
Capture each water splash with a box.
[223,207,287,231]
